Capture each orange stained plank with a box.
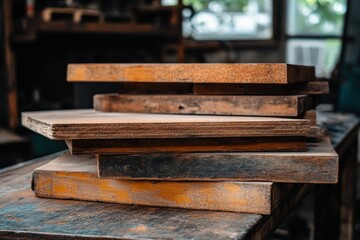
[32,153,293,214]
[67,63,315,84]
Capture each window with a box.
[286,0,347,78]
[182,0,274,40]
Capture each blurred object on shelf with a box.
[0,129,30,168]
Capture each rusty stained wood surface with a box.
[67,63,315,84]
[21,109,310,140]
[0,151,309,239]
[32,152,293,214]
[97,137,338,184]
[94,94,313,117]
[67,136,306,155]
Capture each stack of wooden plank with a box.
[23,63,338,215]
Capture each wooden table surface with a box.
[0,111,358,240]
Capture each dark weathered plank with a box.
[67,63,315,84]
[193,81,328,95]
[32,153,292,214]
[0,151,311,240]
[97,137,338,183]
[94,94,312,117]
[116,82,328,95]
[67,136,306,155]
[21,109,310,140]
[118,82,194,94]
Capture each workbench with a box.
[0,111,358,240]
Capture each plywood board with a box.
[22,109,310,140]
[97,137,338,183]
[67,136,306,155]
[32,153,293,214]
[94,94,312,117]
[193,81,329,95]
[67,63,315,84]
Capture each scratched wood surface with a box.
[193,81,328,95]
[97,137,338,183]
[0,151,311,240]
[32,152,293,214]
[67,136,306,155]
[21,109,310,140]
[94,94,312,117]
[67,63,315,84]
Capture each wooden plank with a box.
[21,109,310,140]
[303,109,317,126]
[67,63,315,84]
[97,137,338,183]
[32,152,292,214]
[309,126,326,138]
[67,136,306,155]
[194,81,329,95]
[118,82,193,94]
[116,81,328,95]
[0,150,309,240]
[94,94,312,117]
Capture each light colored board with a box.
[21,109,310,140]
[67,137,306,155]
[67,63,315,84]
[32,153,293,214]
[193,81,329,95]
[97,137,338,183]
[94,94,312,117]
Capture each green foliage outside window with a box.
[183,0,268,13]
[289,0,346,35]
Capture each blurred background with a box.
[1,0,358,162]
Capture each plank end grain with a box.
[287,64,316,84]
[21,112,55,140]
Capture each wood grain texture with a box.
[97,137,338,183]
[67,63,315,84]
[194,81,329,95]
[0,150,310,240]
[32,153,292,214]
[21,109,310,140]
[67,136,306,155]
[94,94,312,117]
